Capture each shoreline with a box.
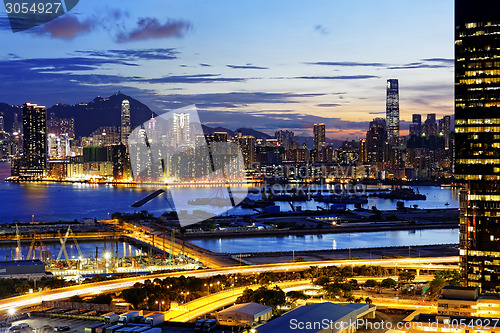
[183,221,459,240]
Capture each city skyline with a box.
[0,0,454,139]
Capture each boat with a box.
[240,197,275,208]
[369,187,426,200]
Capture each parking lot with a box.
[1,318,235,333]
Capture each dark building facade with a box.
[455,0,500,291]
[409,114,422,137]
[366,118,386,163]
[22,103,47,177]
[313,123,325,151]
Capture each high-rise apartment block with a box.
[455,0,500,291]
[22,103,47,177]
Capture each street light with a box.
[155,300,165,312]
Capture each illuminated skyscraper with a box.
[22,103,46,177]
[313,123,325,151]
[173,112,190,146]
[386,79,399,144]
[409,114,422,137]
[455,0,500,291]
[120,100,131,146]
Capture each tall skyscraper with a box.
[313,123,325,151]
[275,130,294,149]
[409,114,422,137]
[120,100,131,146]
[386,79,400,144]
[366,118,386,163]
[0,112,4,132]
[455,0,500,291]
[423,113,438,137]
[22,103,47,176]
[12,112,21,134]
[173,112,190,146]
[237,135,256,167]
[439,115,451,149]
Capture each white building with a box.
[217,302,272,327]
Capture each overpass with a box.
[0,256,457,313]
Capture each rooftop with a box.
[255,302,369,333]
[218,302,272,317]
[0,260,44,266]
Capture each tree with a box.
[398,271,416,284]
[365,297,373,304]
[427,276,448,300]
[435,271,460,286]
[313,276,330,286]
[381,278,397,288]
[69,295,84,303]
[121,287,147,309]
[91,293,112,304]
[286,291,308,303]
[365,279,378,288]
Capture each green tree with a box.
[398,271,416,284]
[121,287,147,309]
[286,291,308,303]
[313,276,330,286]
[427,276,448,300]
[365,279,378,288]
[91,294,112,304]
[381,278,397,288]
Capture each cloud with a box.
[194,109,370,138]
[200,63,212,67]
[306,61,387,67]
[152,91,326,110]
[305,59,453,70]
[317,104,342,107]
[116,18,191,43]
[314,25,329,35]
[422,58,454,64]
[295,75,379,80]
[33,14,96,39]
[78,48,178,61]
[141,74,246,84]
[387,63,451,69]
[227,64,269,70]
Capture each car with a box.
[53,327,70,332]
[40,326,52,331]
[0,323,12,328]
[18,324,29,329]
[10,326,20,331]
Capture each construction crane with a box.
[27,231,36,260]
[57,226,83,263]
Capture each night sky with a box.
[0,0,454,139]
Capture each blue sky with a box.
[0,0,454,139]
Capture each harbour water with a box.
[189,228,459,253]
[0,162,459,223]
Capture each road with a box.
[0,257,457,313]
[166,275,437,322]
